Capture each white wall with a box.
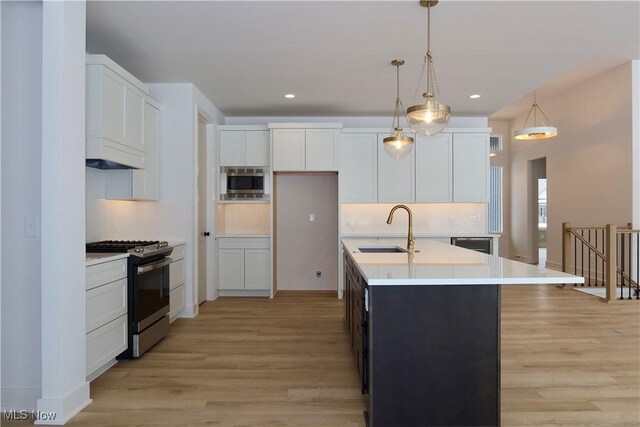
[509,62,634,269]
[1,1,43,410]
[38,1,91,422]
[341,203,488,237]
[633,60,639,228]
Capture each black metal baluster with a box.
[628,232,632,300]
[575,231,579,282]
[636,233,639,299]
[602,229,606,286]
[581,230,585,286]
[595,230,599,286]
[588,229,591,286]
[620,234,624,300]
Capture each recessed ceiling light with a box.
[469,94,481,99]
[284,94,296,99]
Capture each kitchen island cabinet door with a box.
[245,131,270,167]
[218,249,245,290]
[339,134,377,203]
[377,134,415,203]
[244,249,270,290]
[415,133,452,202]
[453,133,489,202]
[272,129,305,171]
[219,131,245,166]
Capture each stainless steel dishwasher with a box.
[451,237,493,254]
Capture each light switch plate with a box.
[309,213,315,222]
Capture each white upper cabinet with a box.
[271,126,340,172]
[86,55,150,169]
[340,134,377,203]
[377,134,415,203]
[219,131,245,166]
[415,133,453,202]
[105,99,160,201]
[219,129,270,167]
[272,129,306,171]
[124,87,144,153]
[245,131,270,167]
[453,133,489,202]
[305,129,337,171]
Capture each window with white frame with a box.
[489,166,503,233]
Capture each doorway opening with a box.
[529,157,547,266]
[273,173,339,295]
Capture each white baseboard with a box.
[86,359,117,383]
[35,381,91,425]
[511,253,535,264]
[177,302,198,319]
[545,260,562,271]
[1,387,41,411]
[218,290,270,297]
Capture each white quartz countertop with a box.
[343,239,584,286]
[85,252,129,267]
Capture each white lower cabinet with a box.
[218,238,270,294]
[169,244,186,322]
[85,257,128,381]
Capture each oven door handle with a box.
[137,258,172,275]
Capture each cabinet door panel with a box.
[218,249,245,290]
[340,134,377,203]
[132,102,159,200]
[245,131,270,167]
[219,131,245,166]
[453,133,489,202]
[272,129,305,171]
[415,133,452,202]
[377,134,415,203]
[244,249,270,290]
[101,72,126,143]
[306,129,336,171]
[124,87,144,152]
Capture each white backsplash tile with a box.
[341,203,488,236]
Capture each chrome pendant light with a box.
[384,59,414,159]
[407,0,451,136]
[513,90,558,140]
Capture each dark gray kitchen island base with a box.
[366,284,501,427]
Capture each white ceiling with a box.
[86,1,640,119]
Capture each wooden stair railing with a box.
[562,223,639,302]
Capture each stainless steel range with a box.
[86,240,173,358]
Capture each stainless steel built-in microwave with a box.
[220,167,267,200]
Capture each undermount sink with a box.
[358,246,408,253]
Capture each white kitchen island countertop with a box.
[343,239,584,286]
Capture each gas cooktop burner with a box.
[86,240,171,257]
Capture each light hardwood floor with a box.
[7,286,639,426]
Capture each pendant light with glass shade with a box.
[407,0,451,136]
[513,90,558,140]
[383,59,414,159]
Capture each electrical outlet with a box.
[309,213,315,222]
[448,215,455,223]
[316,271,322,278]
[469,214,480,222]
